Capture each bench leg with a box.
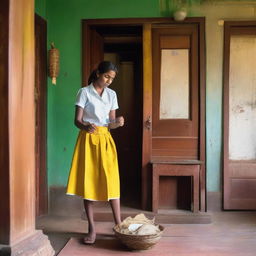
[192,168,200,213]
[152,172,159,213]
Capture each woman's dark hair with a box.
[88,61,118,85]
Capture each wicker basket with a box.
[113,224,164,250]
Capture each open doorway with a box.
[83,18,206,212]
[87,26,143,207]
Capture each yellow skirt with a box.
[66,127,120,201]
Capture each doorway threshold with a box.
[83,203,211,224]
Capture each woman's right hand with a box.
[85,123,96,133]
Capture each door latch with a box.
[145,116,152,130]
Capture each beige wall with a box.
[194,1,256,96]
[190,1,256,191]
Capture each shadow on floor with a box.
[37,211,256,256]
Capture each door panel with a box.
[90,29,104,72]
[223,22,256,209]
[152,138,198,159]
[152,25,199,161]
[160,49,189,120]
[151,24,202,210]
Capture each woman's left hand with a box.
[116,116,124,127]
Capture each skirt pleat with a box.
[66,127,120,201]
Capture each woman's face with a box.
[96,70,116,88]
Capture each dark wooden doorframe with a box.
[0,0,10,242]
[82,17,206,211]
[35,14,48,216]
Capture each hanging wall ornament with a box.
[49,42,59,85]
[172,0,203,21]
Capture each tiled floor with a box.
[37,211,256,255]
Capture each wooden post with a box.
[142,23,153,210]
[0,0,54,255]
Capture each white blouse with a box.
[75,84,119,126]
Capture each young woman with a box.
[66,61,124,244]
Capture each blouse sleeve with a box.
[75,88,87,108]
[111,91,119,110]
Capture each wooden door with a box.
[223,22,256,209]
[83,28,104,85]
[149,24,205,210]
[35,14,47,216]
[90,29,104,73]
[152,25,199,161]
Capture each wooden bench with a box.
[152,161,201,213]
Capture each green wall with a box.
[46,0,161,187]
[46,0,252,192]
[35,0,46,18]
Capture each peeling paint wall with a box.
[229,35,256,160]
[190,1,256,191]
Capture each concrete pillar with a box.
[0,0,54,255]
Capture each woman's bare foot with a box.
[83,232,96,245]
